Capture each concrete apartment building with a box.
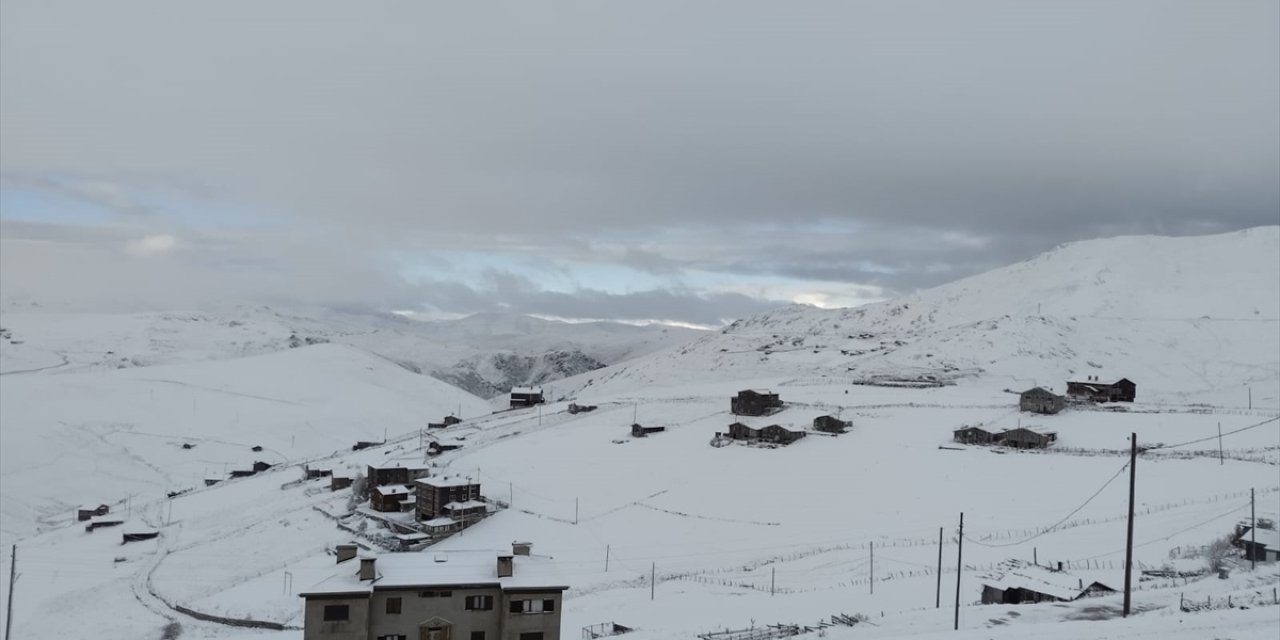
[300,542,567,640]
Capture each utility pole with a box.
[574,498,579,525]
[509,482,513,507]
[1218,423,1224,465]
[1251,488,1256,571]
[869,542,874,595]
[771,566,776,596]
[936,527,943,609]
[650,562,656,601]
[954,512,964,631]
[605,545,610,572]
[1123,433,1137,617]
[5,545,15,640]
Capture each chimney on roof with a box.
[359,555,377,581]
[336,544,358,564]
[497,555,514,578]
[512,541,532,556]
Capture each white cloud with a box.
[125,234,179,257]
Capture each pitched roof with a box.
[299,549,568,597]
[981,560,1113,601]
[1239,527,1280,552]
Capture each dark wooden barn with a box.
[1019,387,1065,415]
[371,484,414,512]
[727,422,806,445]
[631,423,666,437]
[999,427,1058,449]
[1066,377,1136,403]
[428,415,462,429]
[812,415,851,434]
[77,504,110,522]
[953,426,1001,445]
[510,387,546,409]
[730,389,783,416]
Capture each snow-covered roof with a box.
[981,560,1112,601]
[423,516,457,527]
[414,475,478,488]
[299,549,567,596]
[373,484,412,496]
[444,500,486,510]
[510,386,542,394]
[1240,527,1280,551]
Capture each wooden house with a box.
[84,517,124,533]
[730,389,783,416]
[427,440,464,456]
[1019,387,1065,415]
[304,463,334,480]
[630,423,666,437]
[370,484,414,512]
[510,386,546,409]
[122,530,160,544]
[953,426,1001,445]
[1066,377,1136,403]
[77,504,110,522]
[568,403,597,414]
[351,440,382,451]
[366,463,429,488]
[981,560,1115,604]
[813,415,851,434]
[414,476,482,521]
[330,475,353,491]
[999,427,1058,449]
[726,422,806,445]
[427,415,462,429]
[1235,527,1280,562]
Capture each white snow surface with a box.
[0,228,1278,640]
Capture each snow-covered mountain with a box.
[0,305,702,398]
[562,227,1280,406]
[1,228,1277,640]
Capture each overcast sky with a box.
[2,1,1277,326]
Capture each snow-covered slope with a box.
[0,306,702,397]
[0,343,491,545]
[561,227,1280,405]
[1,228,1277,640]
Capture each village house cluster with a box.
[713,390,851,447]
[953,376,1138,449]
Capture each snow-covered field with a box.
[1,228,1277,639]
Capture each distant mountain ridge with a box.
[0,305,703,398]
[557,227,1280,405]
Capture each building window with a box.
[509,599,554,614]
[378,636,408,640]
[519,634,544,640]
[385,597,402,614]
[470,633,486,640]
[321,604,349,621]
[418,590,453,598]
[465,595,494,610]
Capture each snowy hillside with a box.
[1,228,1277,640]
[0,305,701,397]
[0,343,492,545]
[561,227,1280,405]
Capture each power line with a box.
[964,459,1130,548]
[1146,416,1279,451]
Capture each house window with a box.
[519,634,544,640]
[385,597,402,614]
[509,599,554,614]
[470,633,486,640]
[378,636,408,640]
[321,604,349,621]
[465,594,494,610]
[418,590,453,598]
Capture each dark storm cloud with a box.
[2,0,1277,320]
